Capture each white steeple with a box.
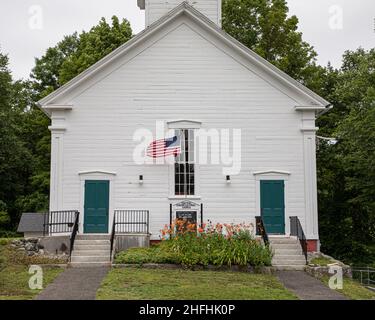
[137,0,222,27]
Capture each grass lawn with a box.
[97,268,298,300]
[310,257,335,266]
[0,238,65,300]
[321,275,375,300]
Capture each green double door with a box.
[260,180,285,234]
[84,180,109,234]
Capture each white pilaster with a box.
[301,110,319,240]
[48,110,68,211]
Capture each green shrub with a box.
[115,221,273,267]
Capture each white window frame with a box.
[167,120,201,200]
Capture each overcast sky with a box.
[0,0,374,80]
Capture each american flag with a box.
[146,136,181,158]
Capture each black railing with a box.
[290,216,308,264]
[110,214,116,261]
[110,210,150,260]
[69,212,80,261]
[43,210,78,236]
[113,210,150,234]
[255,216,269,246]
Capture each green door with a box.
[84,180,109,234]
[260,180,285,234]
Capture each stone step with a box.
[74,244,110,251]
[71,255,111,263]
[74,239,110,246]
[76,234,110,240]
[72,250,109,257]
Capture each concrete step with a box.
[273,265,306,271]
[69,262,111,268]
[72,250,109,257]
[270,243,301,250]
[269,238,299,244]
[272,259,306,266]
[273,248,303,255]
[76,234,110,240]
[74,244,110,251]
[71,255,111,263]
[75,240,110,246]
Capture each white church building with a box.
[38,0,331,258]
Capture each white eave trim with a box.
[43,105,73,111]
[37,2,330,109]
[253,170,291,176]
[78,170,117,176]
[295,105,326,111]
[48,125,67,132]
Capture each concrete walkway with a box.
[36,267,109,300]
[277,271,348,300]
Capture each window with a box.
[175,129,195,196]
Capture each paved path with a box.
[277,271,348,300]
[36,267,109,300]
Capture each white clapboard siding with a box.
[58,19,315,240]
[145,0,221,26]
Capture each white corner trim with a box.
[78,170,117,176]
[167,119,202,129]
[253,170,291,176]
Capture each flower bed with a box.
[115,221,272,267]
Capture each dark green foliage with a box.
[316,49,375,265]
[222,0,318,83]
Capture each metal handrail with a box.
[290,216,308,264]
[352,267,375,287]
[110,214,116,261]
[69,211,80,262]
[255,216,269,246]
[43,210,78,236]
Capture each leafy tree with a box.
[59,16,132,85]
[0,52,33,227]
[317,49,375,264]
[222,0,318,82]
[31,34,79,97]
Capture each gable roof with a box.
[38,1,331,115]
[17,212,47,233]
